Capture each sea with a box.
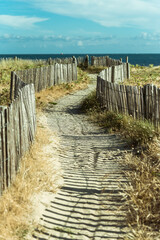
[0,53,160,66]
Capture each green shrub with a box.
[101,111,124,130]
[121,116,156,146]
[80,90,100,112]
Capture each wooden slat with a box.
[32,68,36,89]
[60,64,63,83]
[57,64,61,84]
[102,78,105,107]
[0,112,2,195]
[158,88,160,128]
[131,86,136,118]
[1,108,7,190]
[10,72,15,100]
[113,83,118,113]
[54,63,58,85]
[119,85,124,114]
[111,66,115,83]
[8,103,15,182]
[50,65,55,86]
[148,85,152,122]
[4,108,10,187]
[154,86,159,127]
[43,66,47,89]
[39,67,43,91]
[48,65,52,87]
[37,67,41,92]
[63,64,67,84]
[34,68,38,92]
[67,64,72,83]
[108,82,112,111]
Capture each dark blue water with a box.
[0,53,160,66]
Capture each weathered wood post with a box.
[111,66,115,83]
[48,57,52,65]
[126,56,130,79]
[84,55,89,68]
[91,56,94,66]
[126,56,128,63]
[72,56,77,81]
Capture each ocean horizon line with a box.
[0,53,160,66]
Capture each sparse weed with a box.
[81,65,108,74]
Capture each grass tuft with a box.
[80,90,157,146]
[80,90,101,112]
[124,140,160,239]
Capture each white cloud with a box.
[138,32,160,41]
[0,15,48,28]
[21,0,160,29]
[26,0,160,30]
[77,40,83,46]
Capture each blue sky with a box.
[0,0,160,54]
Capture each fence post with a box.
[127,63,130,79]
[0,109,2,195]
[111,66,115,83]
[10,72,15,101]
[126,56,128,63]
[84,55,89,68]
[91,56,94,66]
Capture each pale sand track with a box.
[32,75,130,240]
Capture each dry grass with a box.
[0,58,45,106]
[0,113,62,240]
[124,140,160,239]
[36,67,90,110]
[123,65,160,87]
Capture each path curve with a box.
[33,75,130,240]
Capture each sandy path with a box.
[32,75,130,240]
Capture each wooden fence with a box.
[97,72,160,127]
[10,61,77,99]
[91,56,122,67]
[46,57,76,65]
[99,63,130,83]
[0,79,36,195]
[0,58,79,195]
